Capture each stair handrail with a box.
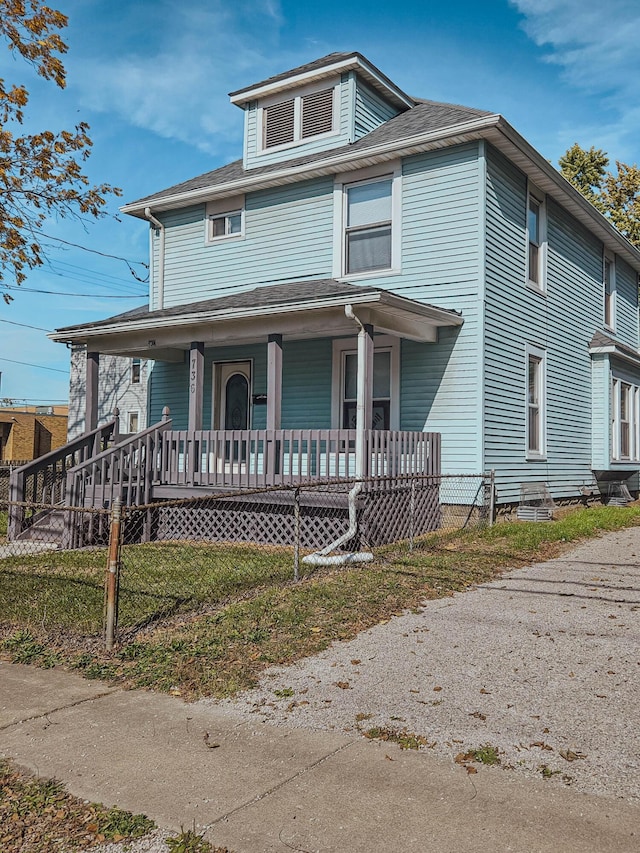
[7,412,120,540]
[64,408,172,511]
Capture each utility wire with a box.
[0,356,68,374]
[3,285,144,299]
[0,318,52,332]
[40,232,149,282]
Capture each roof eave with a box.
[121,113,502,218]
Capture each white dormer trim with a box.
[230,55,414,111]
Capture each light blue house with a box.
[44,51,640,512]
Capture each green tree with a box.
[559,143,609,212]
[559,142,640,248]
[0,0,121,303]
[602,162,640,249]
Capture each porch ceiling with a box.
[49,280,463,360]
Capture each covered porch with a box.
[8,281,462,548]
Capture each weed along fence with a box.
[0,473,493,650]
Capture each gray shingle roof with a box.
[229,52,357,97]
[54,279,461,335]
[127,100,493,209]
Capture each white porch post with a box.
[356,322,374,478]
[188,341,204,431]
[85,350,99,433]
[267,333,283,431]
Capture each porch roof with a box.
[589,331,640,370]
[49,280,463,361]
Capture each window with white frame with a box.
[206,195,244,243]
[131,358,141,384]
[332,336,399,430]
[612,377,640,461]
[526,345,546,458]
[342,350,392,429]
[345,177,393,275]
[127,411,140,433]
[261,84,337,151]
[527,188,546,291]
[604,252,616,329]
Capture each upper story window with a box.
[603,252,616,330]
[346,178,392,274]
[131,358,141,384]
[527,187,547,292]
[205,195,244,244]
[260,83,337,152]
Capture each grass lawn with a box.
[1,505,639,699]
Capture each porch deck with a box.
[7,416,442,549]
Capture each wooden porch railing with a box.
[7,414,120,540]
[156,429,440,490]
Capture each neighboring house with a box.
[0,405,68,462]
[67,345,149,439]
[44,50,640,508]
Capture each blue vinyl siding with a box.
[352,144,483,474]
[614,256,639,347]
[157,178,334,309]
[149,339,334,430]
[354,79,400,139]
[591,353,609,470]
[484,145,610,502]
[243,74,352,170]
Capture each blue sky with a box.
[1,0,639,405]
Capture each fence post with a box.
[105,498,122,651]
[293,487,301,582]
[488,469,496,527]
[409,477,416,551]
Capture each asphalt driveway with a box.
[222,524,640,800]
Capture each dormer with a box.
[229,52,415,170]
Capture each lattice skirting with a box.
[126,484,443,549]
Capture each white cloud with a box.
[65,0,308,156]
[511,0,640,94]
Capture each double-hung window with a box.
[527,188,546,292]
[131,358,141,384]
[526,345,546,458]
[604,252,616,329]
[612,378,639,461]
[345,177,393,275]
[342,349,392,429]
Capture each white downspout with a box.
[144,207,165,310]
[302,304,374,566]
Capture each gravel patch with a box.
[93,829,172,853]
[216,526,640,800]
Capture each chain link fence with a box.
[0,473,493,649]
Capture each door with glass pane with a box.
[216,362,251,462]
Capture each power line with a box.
[0,356,68,374]
[3,285,144,299]
[40,232,149,282]
[0,318,52,332]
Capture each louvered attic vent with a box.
[264,98,295,148]
[263,87,335,149]
[301,87,334,138]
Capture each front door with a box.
[217,362,251,430]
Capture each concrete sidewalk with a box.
[1,663,638,852]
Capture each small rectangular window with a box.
[128,411,139,433]
[131,358,141,384]
[209,210,242,241]
[345,179,392,274]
